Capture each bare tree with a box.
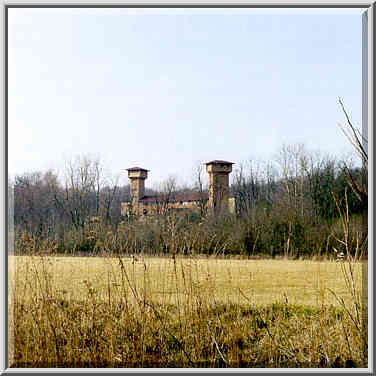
[275,143,312,218]
[154,175,178,217]
[302,152,339,221]
[51,155,105,229]
[193,162,208,217]
[99,173,120,224]
[338,98,368,205]
[13,170,61,235]
[231,159,277,217]
[232,161,259,216]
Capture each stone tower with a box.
[127,167,148,203]
[205,160,234,214]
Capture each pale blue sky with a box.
[8,8,365,187]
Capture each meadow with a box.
[9,255,367,368]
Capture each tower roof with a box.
[126,167,149,172]
[205,160,234,165]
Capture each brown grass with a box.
[9,255,366,368]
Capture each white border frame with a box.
[2,1,373,374]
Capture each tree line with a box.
[10,144,367,258]
[11,156,129,236]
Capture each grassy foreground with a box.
[9,255,367,368]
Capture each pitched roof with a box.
[205,160,234,165]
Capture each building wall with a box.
[121,200,203,217]
[208,172,230,212]
[121,197,235,218]
[130,179,145,203]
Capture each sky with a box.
[8,7,365,188]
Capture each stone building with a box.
[121,160,235,218]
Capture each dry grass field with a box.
[9,255,367,368]
[10,255,363,307]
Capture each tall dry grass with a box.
[9,254,365,368]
